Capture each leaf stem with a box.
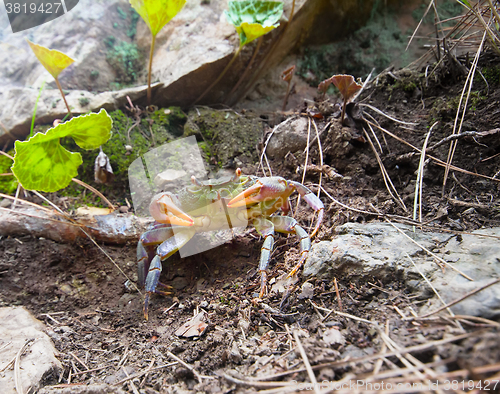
[282,78,292,112]
[226,37,263,104]
[340,98,347,125]
[193,46,242,106]
[147,34,157,105]
[55,77,72,117]
[235,0,295,105]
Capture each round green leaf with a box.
[12,140,82,192]
[12,109,112,192]
[130,0,186,37]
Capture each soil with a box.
[1,50,500,393]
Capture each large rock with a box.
[0,307,62,393]
[304,222,500,319]
[0,0,389,147]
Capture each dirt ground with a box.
[1,50,500,393]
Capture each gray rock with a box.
[0,307,62,394]
[425,227,500,318]
[304,222,500,318]
[303,222,451,281]
[266,117,309,159]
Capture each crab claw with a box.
[228,179,286,208]
[149,193,194,226]
[227,183,264,208]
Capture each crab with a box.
[137,169,324,319]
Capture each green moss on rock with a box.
[184,108,263,170]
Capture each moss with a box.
[428,90,486,125]
[468,91,486,111]
[127,8,140,38]
[104,36,115,48]
[78,97,90,106]
[184,108,263,171]
[0,150,17,194]
[106,39,143,84]
[393,71,422,94]
[148,107,186,137]
[298,8,410,82]
[412,0,464,26]
[480,66,500,85]
[117,6,128,20]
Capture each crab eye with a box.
[219,188,231,198]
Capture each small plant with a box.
[319,74,362,125]
[129,0,187,105]
[193,0,283,105]
[27,40,75,116]
[79,97,90,106]
[12,109,112,193]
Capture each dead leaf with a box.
[330,74,362,102]
[174,311,208,338]
[281,65,296,83]
[94,148,114,184]
[318,78,332,95]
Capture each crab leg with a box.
[288,181,324,237]
[253,215,314,297]
[253,218,275,297]
[140,228,196,320]
[138,225,176,286]
[270,216,311,278]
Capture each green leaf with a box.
[130,0,186,37]
[27,40,75,79]
[224,0,283,46]
[12,109,112,192]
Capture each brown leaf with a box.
[174,311,208,338]
[330,74,362,102]
[317,78,332,94]
[281,65,296,83]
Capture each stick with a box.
[293,329,320,394]
[166,350,214,384]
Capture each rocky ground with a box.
[1,49,500,393]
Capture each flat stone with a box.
[0,307,62,394]
[303,222,500,318]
